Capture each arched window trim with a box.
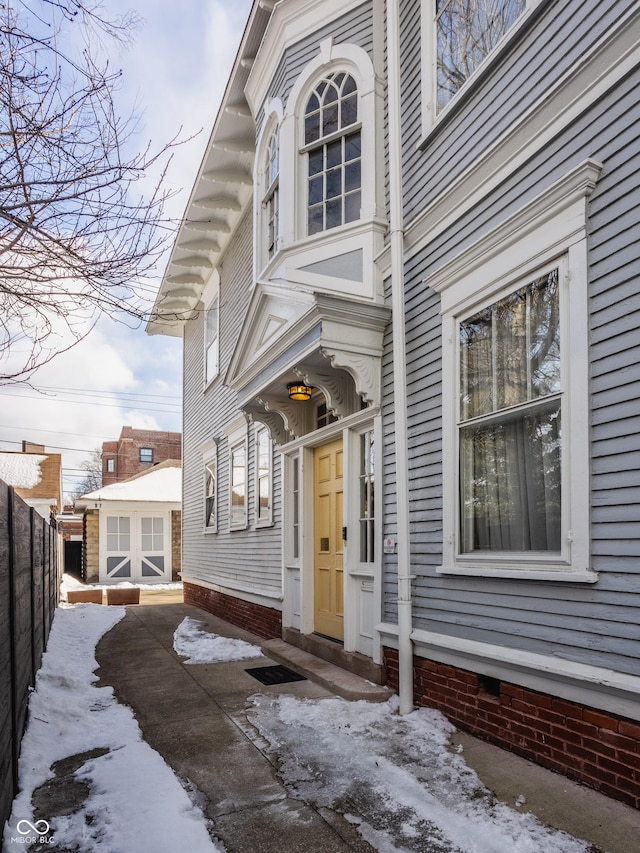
[281,39,379,246]
[302,70,362,236]
[254,98,284,276]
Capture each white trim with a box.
[377,623,640,722]
[202,441,218,534]
[421,0,544,137]
[203,281,220,389]
[245,0,369,118]
[182,573,283,607]
[228,426,248,531]
[254,99,284,279]
[278,39,383,257]
[437,163,598,580]
[254,424,273,527]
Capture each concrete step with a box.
[262,639,394,703]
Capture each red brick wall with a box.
[184,582,282,640]
[102,428,182,484]
[383,647,640,809]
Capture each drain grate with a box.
[245,664,307,685]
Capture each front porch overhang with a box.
[226,285,390,445]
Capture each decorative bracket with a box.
[292,366,354,418]
[320,348,380,407]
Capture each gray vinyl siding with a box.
[182,210,282,595]
[381,0,640,677]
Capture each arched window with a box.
[263,131,279,258]
[303,72,361,235]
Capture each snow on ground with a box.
[173,615,263,663]
[3,604,220,853]
[60,573,182,596]
[248,694,596,853]
[4,602,600,853]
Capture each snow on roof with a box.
[0,453,46,489]
[80,465,181,504]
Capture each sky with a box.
[4,596,595,852]
[0,0,253,500]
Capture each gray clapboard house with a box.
[148,0,640,807]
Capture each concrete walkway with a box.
[95,602,640,853]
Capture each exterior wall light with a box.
[287,383,313,401]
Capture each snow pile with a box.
[60,573,182,597]
[249,694,594,853]
[3,604,220,853]
[0,453,46,488]
[173,616,263,664]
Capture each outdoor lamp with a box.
[287,382,313,401]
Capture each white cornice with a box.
[245,0,369,116]
[424,159,602,298]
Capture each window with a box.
[458,269,561,554]
[263,131,279,259]
[359,430,375,563]
[205,293,219,384]
[106,458,115,473]
[303,72,361,235]
[141,517,164,551]
[229,438,247,529]
[205,453,217,531]
[106,516,130,552]
[436,0,526,113]
[292,456,300,560]
[433,161,599,581]
[139,447,153,463]
[317,401,339,430]
[255,427,272,526]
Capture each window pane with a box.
[437,0,526,113]
[341,94,358,127]
[460,305,493,420]
[308,205,324,235]
[305,111,320,145]
[322,103,339,136]
[459,401,561,553]
[107,534,118,552]
[495,288,528,411]
[326,198,342,229]
[326,168,342,199]
[530,269,560,397]
[345,161,361,193]
[344,191,361,223]
[326,139,342,169]
[308,149,323,176]
[323,81,339,104]
[344,131,361,161]
[308,176,324,206]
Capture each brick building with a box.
[102,427,181,486]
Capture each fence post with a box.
[7,487,18,795]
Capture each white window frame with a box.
[430,161,600,582]
[254,425,273,527]
[203,272,220,388]
[202,439,217,533]
[228,426,248,531]
[255,101,284,276]
[421,0,543,136]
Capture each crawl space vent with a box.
[245,664,307,685]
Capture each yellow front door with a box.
[314,438,344,641]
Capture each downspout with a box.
[386,0,414,715]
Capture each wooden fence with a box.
[0,480,60,832]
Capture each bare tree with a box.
[0,1,183,382]
[70,446,102,499]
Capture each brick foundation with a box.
[184,581,282,640]
[383,647,640,809]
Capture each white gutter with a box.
[386,0,414,715]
